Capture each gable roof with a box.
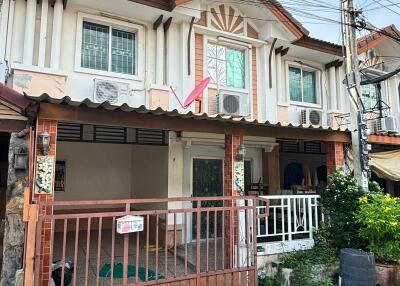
[0,83,29,114]
[293,35,343,56]
[357,25,400,54]
[259,0,309,39]
[172,0,309,39]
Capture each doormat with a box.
[99,263,164,281]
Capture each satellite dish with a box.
[183,77,210,108]
[170,77,211,110]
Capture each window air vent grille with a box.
[57,122,168,146]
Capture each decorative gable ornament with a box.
[210,4,244,35]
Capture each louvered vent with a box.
[280,141,300,153]
[57,123,167,145]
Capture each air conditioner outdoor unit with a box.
[300,109,322,126]
[93,79,129,104]
[217,92,249,117]
[374,116,398,134]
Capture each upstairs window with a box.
[207,43,245,89]
[361,83,379,109]
[81,21,136,75]
[289,66,317,104]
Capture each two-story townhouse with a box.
[0,0,352,284]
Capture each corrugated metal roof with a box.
[28,94,351,133]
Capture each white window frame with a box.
[75,12,144,81]
[285,61,322,108]
[205,38,250,94]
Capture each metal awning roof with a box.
[28,94,350,133]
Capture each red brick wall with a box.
[35,118,57,285]
[326,142,344,174]
[224,134,244,197]
[224,134,243,267]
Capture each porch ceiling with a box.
[30,95,351,143]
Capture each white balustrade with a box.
[256,195,323,254]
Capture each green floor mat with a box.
[99,263,164,281]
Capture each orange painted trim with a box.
[175,0,192,5]
[358,35,387,54]
[261,1,305,39]
[369,134,400,145]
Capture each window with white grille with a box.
[75,13,144,80]
[81,21,136,75]
[207,43,245,89]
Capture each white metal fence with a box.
[256,195,323,254]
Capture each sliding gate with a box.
[32,196,266,285]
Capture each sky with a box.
[282,0,400,43]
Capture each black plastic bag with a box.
[52,260,74,286]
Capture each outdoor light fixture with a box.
[13,147,28,170]
[236,144,246,161]
[39,131,51,155]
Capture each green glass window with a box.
[289,67,302,101]
[207,43,245,89]
[111,29,135,75]
[289,66,317,104]
[81,21,136,75]
[361,83,379,109]
[81,22,109,71]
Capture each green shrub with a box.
[279,232,338,286]
[320,170,368,249]
[356,193,400,263]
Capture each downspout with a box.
[268,38,277,88]
[187,17,195,75]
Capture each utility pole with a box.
[341,0,370,189]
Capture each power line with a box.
[369,0,400,16]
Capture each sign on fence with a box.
[116,215,144,234]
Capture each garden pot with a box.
[375,263,400,286]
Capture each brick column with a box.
[224,134,244,267]
[326,142,344,174]
[35,118,57,285]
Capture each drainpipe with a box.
[50,0,63,69]
[23,0,37,65]
[155,16,164,86]
[268,38,277,89]
[38,0,49,67]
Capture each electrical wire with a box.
[369,0,400,16]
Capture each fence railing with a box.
[256,195,322,254]
[34,196,262,286]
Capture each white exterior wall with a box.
[0,0,354,125]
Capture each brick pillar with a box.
[326,142,344,174]
[35,118,57,285]
[224,134,243,267]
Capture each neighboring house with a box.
[0,0,396,285]
[357,25,400,197]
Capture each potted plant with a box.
[356,193,400,286]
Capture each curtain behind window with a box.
[303,70,316,103]
[289,67,302,101]
[226,48,245,89]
